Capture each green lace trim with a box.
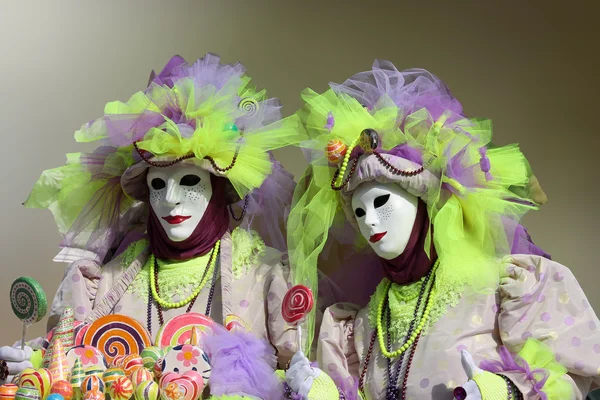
[368,274,461,341]
[125,228,267,299]
[125,239,210,301]
[231,228,266,279]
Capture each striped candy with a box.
[15,387,40,400]
[0,384,18,400]
[19,369,52,400]
[121,356,143,377]
[107,377,133,400]
[326,139,348,164]
[128,369,153,389]
[133,381,158,400]
[100,369,125,391]
[140,348,162,370]
[50,381,72,400]
[80,377,104,395]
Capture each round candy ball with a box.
[81,376,104,395]
[121,355,143,377]
[20,368,52,400]
[50,381,73,400]
[129,368,153,388]
[140,348,162,370]
[108,377,133,400]
[101,369,125,391]
[134,381,159,400]
[15,387,40,400]
[0,384,18,400]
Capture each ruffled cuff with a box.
[480,339,572,400]
[281,370,352,400]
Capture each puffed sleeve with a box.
[316,303,362,390]
[265,256,299,368]
[46,258,102,332]
[497,254,600,398]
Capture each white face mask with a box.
[147,164,213,242]
[351,181,418,260]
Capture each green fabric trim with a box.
[125,238,210,301]
[125,228,267,299]
[472,370,508,400]
[368,275,461,341]
[231,228,266,279]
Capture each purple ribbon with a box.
[480,346,549,399]
[325,112,335,131]
[479,147,492,181]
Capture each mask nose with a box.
[164,179,183,206]
[363,207,379,227]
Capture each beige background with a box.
[0,0,597,344]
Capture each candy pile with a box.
[0,311,254,400]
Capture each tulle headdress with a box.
[25,54,303,263]
[288,60,548,354]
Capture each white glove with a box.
[285,351,322,398]
[460,350,482,400]
[0,345,33,384]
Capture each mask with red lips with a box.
[147,164,213,242]
[352,181,418,260]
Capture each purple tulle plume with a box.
[203,326,284,400]
[230,158,295,252]
[331,59,464,125]
[146,55,187,88]
[329,371,360,400]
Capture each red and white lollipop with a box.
[281,285,314,352]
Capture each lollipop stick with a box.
[298,324,302,353]
[21,323,27,350]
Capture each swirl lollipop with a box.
[281,285,314,353]
[10,277,47,350]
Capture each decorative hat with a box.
[24,54,303,262]
[288,59,548,353]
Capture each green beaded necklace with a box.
[377,260,439,359]
[149,240,220,309]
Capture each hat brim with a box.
[121,156,241,204]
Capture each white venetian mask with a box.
[351,181,418,260]
[147,163,213,242]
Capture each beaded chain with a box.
[498,375,524,400]
[228,195,249,221]
[149,241,220,309]
[330,137,426,191]
[133,141,240,172]
[377,261,439,359]
[372,151,424,177]
[359,262,438,399]
[146,242,220,335]
[384,265,436,399]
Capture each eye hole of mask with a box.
[151,178,166,190]
[374,194,390,208]
[355,207,366,218]
[180,174,201,186]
